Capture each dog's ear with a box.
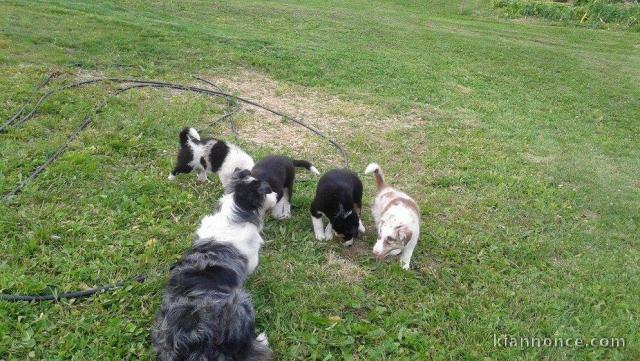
[393,225,413,245]
[257,182,272,195]
[232,168,251,181]
[337,204,353,219]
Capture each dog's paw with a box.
[343,239,354,247]
[272,208,290,220]
[401,262,411,270]
[256,332,269,346]
[167,174,176,181]
[314,232,325,241]
[324,224,333,240]
[358,220,366,234]
[271,206,283,219]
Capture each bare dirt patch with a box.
[75,68,106,81]
[323,250,367,284]
[524,153,555,164]
[198,70,429,167]
[455,84,472,95]
[341,238,374,262]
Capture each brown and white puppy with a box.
[365,163,420,269]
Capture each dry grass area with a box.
[55,69,434,171]
[323,250,367,285]
[201,70,430,167]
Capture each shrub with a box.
[493,0,640,30]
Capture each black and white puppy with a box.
[168,127,255,190]
[152,169,277,361]
[310,169,365,246]
[251,155,320,219]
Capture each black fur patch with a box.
[171,145,194,176]
[168,265,240,294]
[230,170,273,226]
[251,155,296,202]
[209,141,230,172]
[310,169,363,241]
[167,243,248,296]
[178,127,192,146]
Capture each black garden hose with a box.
[0,276,146,302]
[0,72,349,301]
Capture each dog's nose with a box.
[372,251,384,261]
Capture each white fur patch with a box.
[364,162,380,175]
[195,193,265,273]
[265,192,278,210]
[312,216,324,240]
[372,239,385,256]
[167,173,176,181]
[217,144,255,189]
[270,190,291,219]
[188,127,201,140]
[186,139,210,173]
[197,170,208,182]
[309,166,320,176]
[271,197,287,219]
[281,191,291,218]
[256,332,268,346]
[324,223,333,240]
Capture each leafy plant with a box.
[493,0,640,30]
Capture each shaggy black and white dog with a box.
[168,127,255,190]
[152,169,277,361]
[251,155,320,219]
[310,169,365,246]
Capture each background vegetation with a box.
[493,0,640,30]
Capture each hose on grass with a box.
[0,72,349,302]
[0,276,147,302]
[0,72,59,133]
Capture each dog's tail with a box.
[292,159,320,176]
[365,163,386,191]
[179,127,200,146]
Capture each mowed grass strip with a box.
[1,1,639,359]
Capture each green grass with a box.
[1,0,639,359]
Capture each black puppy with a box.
[251,155,320,219]
[310,169,365,246]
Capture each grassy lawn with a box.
[1,0,638,359]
